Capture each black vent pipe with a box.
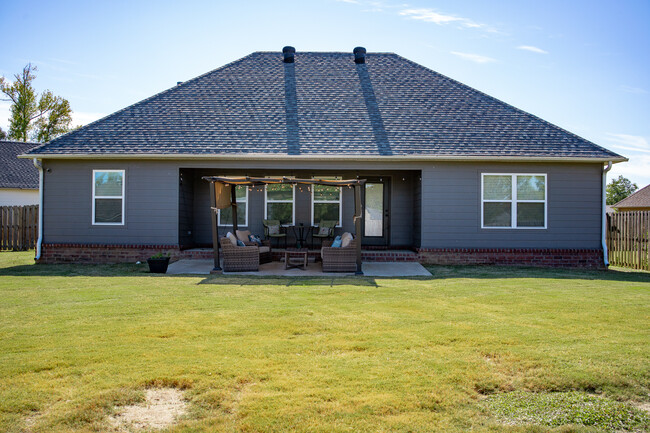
[354,47,366,64]
[283,46,296,63]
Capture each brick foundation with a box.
[39,244,604,268]
[39,243,181,264]
[416,248,604,268]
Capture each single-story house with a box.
[1,140,39,206]
[22,47,626,267]
[612,184,650,212]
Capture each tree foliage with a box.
[606,175,638,205]
[0,63,72,142]
[0,127,6,140]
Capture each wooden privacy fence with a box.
[607,210,650,270]
[0,205,39,251]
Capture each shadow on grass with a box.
[1,258,650,285]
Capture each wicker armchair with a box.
[220,237,260,271]
[236,230,272,264]
[321,239,358,272]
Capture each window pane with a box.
[314,184,340,201]
[219,206,246,226]
[314,203,339,224]
[234,185,247,200]
[483,175,512,200]
[95,172,123,196]
[517,176,545,200]
[266,184,293,201]
[483,202,511,227]
[517,203,545,227]
[267,202,293,225]
[364,183,383,236]
[95,199,122,223]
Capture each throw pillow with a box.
[249,234,263,246]
[331,235,342,248]
[236,229,251,242]
[236,240,246,247]
[226,232,238,246]
[268,225,280,235]
[341,232,353,248]
[318,226,330,236]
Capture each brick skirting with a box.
[39,244,604,268]
[39,243,181,264]
[416,248,604,268]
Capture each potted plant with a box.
[147,252,170,274]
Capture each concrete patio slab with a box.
[166,259,431,277]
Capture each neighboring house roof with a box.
[0,141,39,189]
[26,50,624,161]
[613,184,650,209]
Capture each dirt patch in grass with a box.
[483,391,650,432]
[108,388,187,432]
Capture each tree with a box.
[0,127,6,140]
[606,175,638,205]
[0,63,72,142]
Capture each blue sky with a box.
[1,0,648,185]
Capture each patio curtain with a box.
[213,183,232,209]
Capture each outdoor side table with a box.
[284,249,308,270]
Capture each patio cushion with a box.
[259,246,270,253]
[317,226,330,236]
[249,234,263,246]
[236,230,251,242]
[341,232,353,248]
[268,225,280,235]
[226,231,238,246]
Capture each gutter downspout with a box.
[33,158,44,261]
[602,161,612,266]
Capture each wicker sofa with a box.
[321,239,358,272]
[220,237,261,272]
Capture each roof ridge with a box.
[32,52,259,153]
[613,183,650,207]
[393,54,623,160]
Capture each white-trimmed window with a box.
[265,181,295,225]
[481,174,546,229]
[92,170,125,225]
[311,176,342,227]
[218,185,248,227]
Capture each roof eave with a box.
[19,153,628,163]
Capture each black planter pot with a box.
[147,257,170,274]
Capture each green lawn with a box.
[1,251,649,432]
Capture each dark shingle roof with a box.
[613,184,650,209]
[1,141,39,189]
[27,51,624,160]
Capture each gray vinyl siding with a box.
[40,158,604,250]
[42,160,179,245]
[420,162,603,249]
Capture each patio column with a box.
[354,184,363,275]
[209,181,222,273]
[231,184,239,233]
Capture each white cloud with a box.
[619,85,647,95]
[517,45,548,54]
[604,133,649,152]
[398,7,495,31]
[399,8,463,24]
[451,51,496,64]
[609,154,650,187]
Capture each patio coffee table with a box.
[284,249,309,270]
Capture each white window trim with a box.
[92,169,125,226]
[218,185,249,227]
[481,173,547,229]
[311,178,343,227]
[264,183,295,225]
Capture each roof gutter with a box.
[602,161,612,267]
[17,153,629,163]
[33,158,44,262]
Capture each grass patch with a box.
[1,251,649,432]
[483,391,650,432]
